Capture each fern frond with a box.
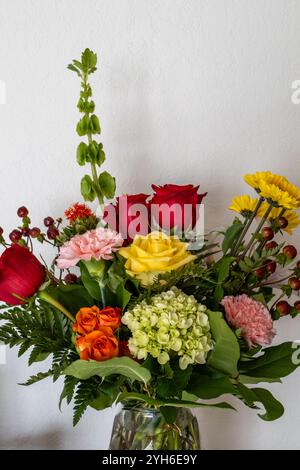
[73,378,101,426]
[19,369,54,386]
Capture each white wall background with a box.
[1,0,300,450]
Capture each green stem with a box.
[241,202,274,258]
[39,291,75,322]
[232,197,264,256]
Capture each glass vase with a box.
[109,406,200,450]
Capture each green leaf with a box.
[239,375,282,384]
[206,310,240,377]
[213,285,224,305]
[81,48,97,74]
[67,64,81,77]
[81,174,96,202]
[222,219,244,254]
[187,375,236,399]
[160,407,177,424]
[235,383,284,421]
[65,357,151,385]
[79,262,102,301]
[239,342,300,379]
[19,369,53,386]
[99,171,116,199]
[46,284,94,314]
[28,347,50,366]
[117,392,235,410]
[76,142,88,166]
[217,256,234,283]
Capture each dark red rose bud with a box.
[254,266,266,277]
[44,217,55,227]
[0,227,3,236]
[294,301,300,312]
[278,217,288,229]
[288,277,300,290]
[64,273,78,284]
[283,245,297,259]
[266,261,277,274]
[47,226,59,240]
[21,227,30,236]
[261,227,274,241]
[9,230,22,242]
[276,300,291,316]
[265,241,278,251]
[0,244,45,305]
[30,227,41,238]
[17,206,28,218]
[296,261,300,269]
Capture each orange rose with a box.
[73,306,100,335]
[76,327,119,361]
[98,306,122,331]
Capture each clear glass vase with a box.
[109,406,201,450]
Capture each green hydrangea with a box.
[122,287,214,370]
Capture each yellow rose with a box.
[119,231,196,286]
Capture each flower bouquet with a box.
[1,49,300,450]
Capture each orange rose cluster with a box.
[73,306,123,361]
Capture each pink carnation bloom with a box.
[56,227,123,269]
[221,294,276,348]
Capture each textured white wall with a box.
[1,0,300,450]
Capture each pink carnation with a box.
[56,227,123,269]
[221,294,276,348]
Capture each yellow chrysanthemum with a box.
[119,231,196,286]
[268,207,300,235]
[229,195,261,216]
[244,171,300,209]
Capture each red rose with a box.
[150,184,207,231]
[0,244,45,305]
[104,193,150,244]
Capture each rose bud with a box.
[283,245,297,259]
[276,300,291,316]
[261,227,274,241]
[9,230,22,242]
[254,266,266,277]
[21,227,30,236]
[30,227,41,238]
[44,217,55,227]
[0,227,4,236]
[47,226,59,240]
[0,244,45,305]
[288,277,300,291]
[265,241,278,251]
[278,216,288,229]
[266,260,276,274]
[17,206,29,218]
[296,261,300,269]
[64,273,78,284]
[294,300,300,312]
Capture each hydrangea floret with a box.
[122,287,214,370]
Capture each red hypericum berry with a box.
[30,227,41,238]
[276,300,291,316]
[278,216,288,229]
[296,261,300,269]
[283,245,297,259]
[254,266,266,277]
[64,273,78,284]
[261,227,274,241]
[266,260,277,274]
[9,230,22,242]
[288,277,300,290]
[0,227,3,236]
[47,226,59,240]
[21,227,30,236]
[294,301,300,312]
[44,217,55,227]
[265,241,278,251]
[17,206,28,218]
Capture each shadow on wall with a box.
[0,430,63,450]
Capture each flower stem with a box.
[39,290,75,322]
[241,202,274,258]
[232,197,264,256]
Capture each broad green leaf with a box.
[46,284,94,314]
[118,392,235,410]
[99,171,116,199]
[222,219,244,254]
[235,383,284,421]
[239,375,282,384]
[65,357,151,385]
[239,342,300,378]
[216,256,234,283]
[213,285,224,305]
[187,375,235,399]
[206,310,240,377]
[80,263,102,301]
